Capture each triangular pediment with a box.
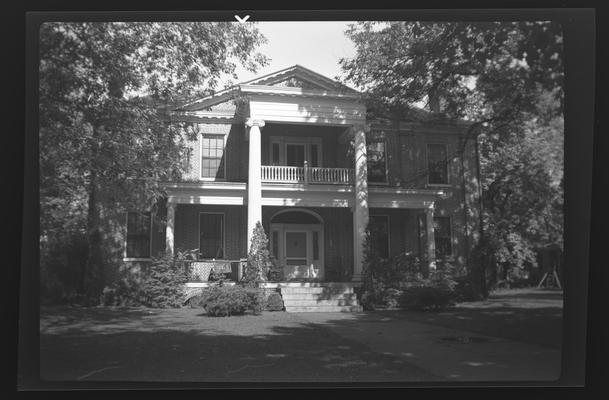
[175,65,359,112]
[269,76,329,91]
[244,65,358,93]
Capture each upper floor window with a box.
[201,134,225,179]
[268,137,322,167]
[369,215,390,259]
[434,216,452,258]
[366,139,387,183]
[427,143,448,184]
[199,212,224,259]
[126,212,151,258]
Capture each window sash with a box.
[427,144,448,184]
[366,140,387,182]
[126,212,151,258]
[271,231,279,258]
[201,135,225,179]
[369,215,389,259]
[199,213,224,259]
[433,217,452,257]
[271,143,280,165]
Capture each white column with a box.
[166,202,176,256]
[246,118,265,250]
[425,207,437,273]
[352,125,369,281]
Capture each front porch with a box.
[166,202,441,284]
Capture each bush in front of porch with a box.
[242,222,274,287]
[190,284,265,317]
[359,227,467,312]
[101,249,192,308]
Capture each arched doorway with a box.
[270,209,324,280]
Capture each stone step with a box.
[282,298,360,307]
[284,305,363,313]
[275,282,361,288]
[280,293,358,301]
[280,287,355,294]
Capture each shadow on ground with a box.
[40,307,436,383]
[396,289,563,349]
[39,288,563,383]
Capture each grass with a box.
[38,287,563,383]
[40,307,435,382]
[398,287,563,348]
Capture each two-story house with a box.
[122,65,482,301]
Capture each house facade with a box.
[123,65,482,286]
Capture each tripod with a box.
[537,264,562,289]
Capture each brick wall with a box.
[181,123,246,182]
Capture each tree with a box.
[243,222,273,288]
[341,21,563,120]
[40,22,268,302]
[340,21,563,294]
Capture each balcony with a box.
[261,164,355,185]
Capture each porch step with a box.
[282,298,360,307]
[278,283,361,313]
[279,286,355,294]
[284,305,363,313]
[280,293,358,301]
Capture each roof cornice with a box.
[239,84,361,100]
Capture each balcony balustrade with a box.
[261,164,354,185]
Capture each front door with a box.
[285,231,307,268]
[270,224,324,280]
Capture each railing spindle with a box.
[261,165,355,185]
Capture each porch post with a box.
[246,118,265,249]
[166,202,176,256]
[425,207,437,273]
[352,124,369,281]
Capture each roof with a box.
[174,65,360,112]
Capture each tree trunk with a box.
[83,168,105,304]
[83,126,105,304]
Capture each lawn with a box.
[38,287,563,383]
[39,307,436,382]
[398,288,564,348]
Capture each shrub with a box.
[359,290,376,311]
[40,232,89,305]
[453,276,483,302]
[186,294,205,308]
[243,222,272,288]
[398,272,457,311]
[198,285,264,317]
[399,286,454,311]
[265,292,284,311]
[100,273,143,307]
[267,256,283,282]
[244,287,265,314]
[138,250,189,308]
[380,287,403,309]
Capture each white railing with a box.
[261,165,305,183]
[309,167,354,184]
[261,163,354,185]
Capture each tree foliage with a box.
[243,222,273,288]
[340,21,564,293]
[40,22,268,302]
[341,21,563,121]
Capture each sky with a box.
[222,21,358,88]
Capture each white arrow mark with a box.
[235,15,250,23]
